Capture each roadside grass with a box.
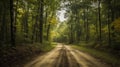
[72,44,120,67]
[0,42,57,67]
[40,42,57,52]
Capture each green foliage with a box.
[111,18,120,50]
[53,22,69,42]
[41,42,57,52]
[0,0,60,66]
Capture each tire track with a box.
[65,45,110,67]
[54,45,69,67]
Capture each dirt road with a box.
[24,43,110,67]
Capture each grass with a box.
[0,42,57,67]
[72,44,120,67]
[40,42,57,52]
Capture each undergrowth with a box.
[0,42,57,67]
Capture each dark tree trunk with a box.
[0,3,5,44]
[107,9,111,46]
[83,9,86,41]
[46,23,51,41]
[69,24,73,44]
[39,0,44,43]
[24,12,29,42]
[44,12,48,28]
[98,0,102,44]
[95,9,99,42]
[86,7,89,43]
[10,0,15,46]
[35,17,39,42]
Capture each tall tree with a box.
[39,0,44,43]
[10,0,15,46]
[98,0,102,44]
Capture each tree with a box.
[10,0,15,46]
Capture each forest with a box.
[0,0,120,67]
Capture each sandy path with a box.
[24,43,110,67]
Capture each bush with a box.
[111,18,120,50]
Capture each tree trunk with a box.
[86,7,89,43]
[95,9,99,42]
[0,3,5,44]
[69,24,73,44]
[39,0,44,43]
[98,0,102,45]
[10,0,15,46]
[107,9,111,46]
